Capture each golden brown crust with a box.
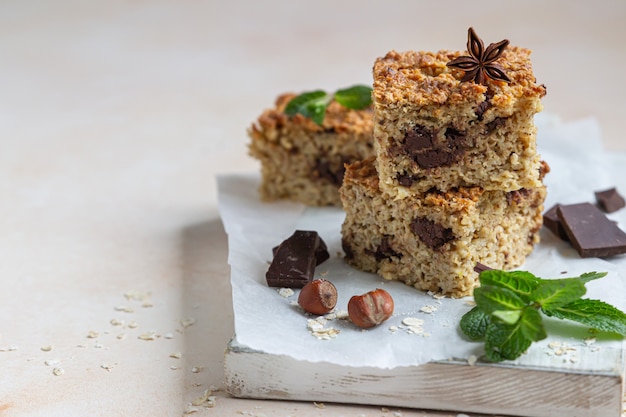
[373,47,546,108]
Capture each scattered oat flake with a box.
[44,359,60,366]
[87,331,99,339]
[138,332,158,341]
[170,366,179,370]
[101,363,116,372]
[170,352,182,359]
[191,388,216,407]
[110,318,124,326]
[127,320,139,329]
[306,318,340,340]
[52,367,64,376]
[180,318,196,328]
[467,355,477,366]
[116,333,126,340]
[420,305,437,314]
[584,337,596,346]
[277,288,294,298]
[114,306,134,313]
[191,366,203,373]
[40,345,53,352]
[0,346,18,352]
[164,332,174,339]
[124,290,151,302]
[313,402,325,409]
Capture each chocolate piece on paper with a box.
[272,234,329,266]
[543,204,569,241]
[556,203,626,258]
[266,230,329,288]
[595,187,626,213]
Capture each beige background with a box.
[1,1,625,416]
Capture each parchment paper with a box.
[218,117,626,369]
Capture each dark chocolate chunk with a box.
[341,238,354,260]
[266,230,329,288]
[314,158,346,187]
[366,235,402,262]
[556,203,626,258]
[595,187,625,213]
[403,125,468,169]
[506,188,532,205]
[475,100,491,121]
[485,117,505,134]
[543,204,569,241]
[410,217,455,250]
[474,262,493,274]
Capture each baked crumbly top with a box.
[252,93,373,135]
[373,47,546,107]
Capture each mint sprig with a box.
[284,85,372,125]
[460,269,626,362]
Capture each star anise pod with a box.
[447,27,511,85]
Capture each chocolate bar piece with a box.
[557,203,626,258]
[595,187,625,213]
[272,235,329,266]
[543,204,569,241]
[266,230,329,288]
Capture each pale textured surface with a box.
[1,1,625,416]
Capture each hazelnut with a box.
[347,288,394,329]
[298,279,338,315]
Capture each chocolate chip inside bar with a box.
[542,204,569,241]
[403,125,468,169]
[595,187,625,213]
[556,203,626,258]
[409,217,455,250]
[266,230,329,288]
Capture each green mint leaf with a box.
[478,270,540,302]
[484,319,533,362]
[530,278,586,310]
[492,309,522,325]
[460,306,491,340]
[333,85,373,110]
[578,271,607,283]
[473,285,526,314]
[519,307,547,342]
[544,299,626,336]
[284,90,330,125]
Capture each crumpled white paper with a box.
[218,116,626,370]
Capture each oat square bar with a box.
[248,93,374,206]
[340,157,547,297]
[372,47,546,196]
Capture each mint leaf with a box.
[492,309,522,325]
[531,278,587,310]
[519,307,547,342]
[284,90,330,125]
[460,306,491,340]
[479,270,539,302]
[473,285,526,313]
[544,299,626,335]
[334,85,372,110]
[578,271,607,283]
[484,319,532,362]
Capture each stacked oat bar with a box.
[340,30,548,297]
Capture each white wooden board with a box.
[225,339,624,417]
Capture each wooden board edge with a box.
[224,340,624,417]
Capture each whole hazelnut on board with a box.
[348,288,394,329]
[298,279,338,315]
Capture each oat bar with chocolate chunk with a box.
[340,157,546,298]
[248,93,374,206]
[372,47,546,196]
